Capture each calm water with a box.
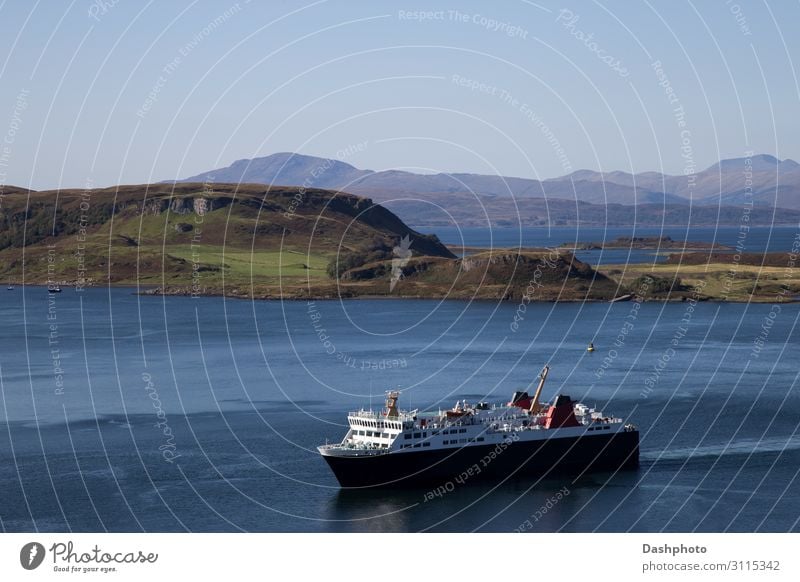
[420,226,800,265]
[1,288,800,532]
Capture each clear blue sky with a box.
[0,0,798,190]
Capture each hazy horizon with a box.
[3,148,800,192]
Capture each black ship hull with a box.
[321,429,639,488]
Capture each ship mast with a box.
[528,365,550,414]
[385,391,400,418]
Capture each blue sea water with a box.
[1,288,799,532]
[419,225,800,265]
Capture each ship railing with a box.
[319,445,389,457]
[578,416,624,424]
[348,409,418,420]
[320,441,389,452]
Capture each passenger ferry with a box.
[318,365,639,487]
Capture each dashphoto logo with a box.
[20,542,46,570]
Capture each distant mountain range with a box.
[178,152,800,227]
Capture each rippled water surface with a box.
[1,288,799,531]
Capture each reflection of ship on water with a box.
[319,365,639,488]
[325,487,418,532]
[324,469,646,532]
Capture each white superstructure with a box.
[319,366,636,458]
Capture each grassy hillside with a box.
[4,182,788,302]
[599,251,800,302]
[0,183,454,296]
[330,249,621,301]
[0,182,626,300]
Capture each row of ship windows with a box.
[443,437,485,445]
[587,425,612,431]
[354,428,475,439]
[354,430,390,438]
[399,437,485,449]
[352,419,402,430]
[404,428,467,440]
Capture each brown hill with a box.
[0,182,454,291]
